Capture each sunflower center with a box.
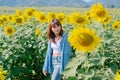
[9,16,12,20]
[114,25,118,28]
[40,15,45,20]
[18,12,22,16]
[50,14,55,18]
[16,18,22,23]
[86,13,90,16]
[3,18,7,21]
[28,11,33,16]
[96,10,105,18]
[79,33,94,46]
[7,28,13,33]
[75,17,84,24]
[58,17,63,22]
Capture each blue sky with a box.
[82,0,92,2]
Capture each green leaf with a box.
[89,58,100,65]
[10,67,20,76]
[68,76,77,80]
[77,68,85,74]
[9,54,17,61]
[108,63,118,73]
[91,76,102,80]
[20,67,32,75]
[22,77,30,80]
[84,70,95,80]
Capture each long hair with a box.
[47,18,64,43]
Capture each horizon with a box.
[82,0,92,2]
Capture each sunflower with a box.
[68,27,101,52]
[112,20,120,30]
[4,26,15,36]
[68,12,88,26]
[9,15,16,23]
[24,8,35,20]
[90,2,108,22]
[56,12,66,24]
[0,14,9,23]
[14,16,25,25]
[114,70,120,80]
[36,28,42,37]
[75,15,88,26]
[16,10,23,16]
[47,12,56,22]
[35,12,47,23]
[0,68,5,80]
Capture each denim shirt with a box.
[42,33,72,74]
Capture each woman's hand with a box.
[43,71,48,76]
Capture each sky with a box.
[82,0,92,2]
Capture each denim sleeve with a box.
[64,35,72,57]
[42,41,50,72]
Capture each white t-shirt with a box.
[51,38,62,54]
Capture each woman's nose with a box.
[55,27,58,30]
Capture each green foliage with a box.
[0,22,50,79]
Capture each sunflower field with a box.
[0,2,120,80]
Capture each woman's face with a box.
[51,24,61,35]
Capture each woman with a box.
[42,19,72,80]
